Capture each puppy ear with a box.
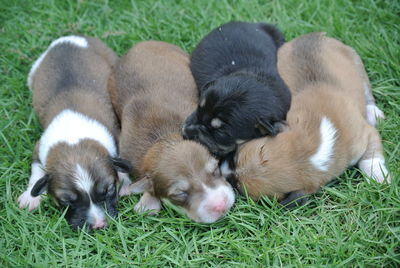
[280,190,308,209]
[111,157,132,173]
[30,175,49,197]
[129,175,152,194]
[255,118,286,136]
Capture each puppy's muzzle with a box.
[182,124,200,140]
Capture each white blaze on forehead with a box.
[27,35,88,90]
[74,164,107,226]
[205,158,218,173]
[211,118,222,128]
[38,109,117,165]
[310,117,337,171]
[74,164,94,193]
[195,183,235,223]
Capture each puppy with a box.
[182,21,291,158]
[233,33,390,206]
[108,41,235,223]
[18,36,131,229]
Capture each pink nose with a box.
[91,220,107,229]
[210,200,228,213]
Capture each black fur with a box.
[182,21,291,157]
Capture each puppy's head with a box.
[182,75,288,157]
[30,140,131,229]
[234,132,307,205]
[132,140,235,223]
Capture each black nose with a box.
[182,124,199,140]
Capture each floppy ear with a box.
[129,175,152,194]
[111,157,132,173]
[280,190,308,209]
[255,118,286,136]
[30,175,49,197]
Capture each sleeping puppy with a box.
[18,36,131,229]
[232,33,390,206]
[108,41,235,223]
[182,21,291,158]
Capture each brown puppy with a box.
[108,41,235,223]
[233,33,390,205]
[18,36,131,229]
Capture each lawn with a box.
[0,0,399,266]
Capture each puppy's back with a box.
[191,21,283,90]
[109,41,197,118]
[278,33,366,113]
[30,36,118,131]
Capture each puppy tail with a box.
[259,23,285,48]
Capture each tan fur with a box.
[109,41,232,219]
[236,33,389,201]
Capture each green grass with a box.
[1,0,399,266]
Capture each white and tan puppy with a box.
[233,33,390,206]
[108,41,235,223]
[18,36,131,229]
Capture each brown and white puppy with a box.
[18,36,131,229]
[108,41,235,223]
[232,33,390,205]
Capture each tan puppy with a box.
[233,33,390,205]
[18,36,131,229]
[108,41,235,223]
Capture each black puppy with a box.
[182,21,291,158]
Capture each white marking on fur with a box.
[211,118,222,128]
[358,157,391,183]
[366,104,385,127]
[194,184,235,223]
[27,35,88,90]
[18,162,46,211]
[220,160,233,178]
[199,98,206,108]
[38,109,117,165]
[310,117,337,171]
[75,164,94,193]
[27,52,47,90]
[134,192,161,215]
[49,36,88,49]
[87,201,106,228]
[231,60,235,65]
[205,159,218,173]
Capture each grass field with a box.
[1,0,399,266]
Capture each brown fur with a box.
[32,37,119,138]
[109,41,232,219]
[236,33,389,201]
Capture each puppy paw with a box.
[366,104,385,126]
[358,158,391,184]
[18,190,41,211]
[134,192,161,215]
